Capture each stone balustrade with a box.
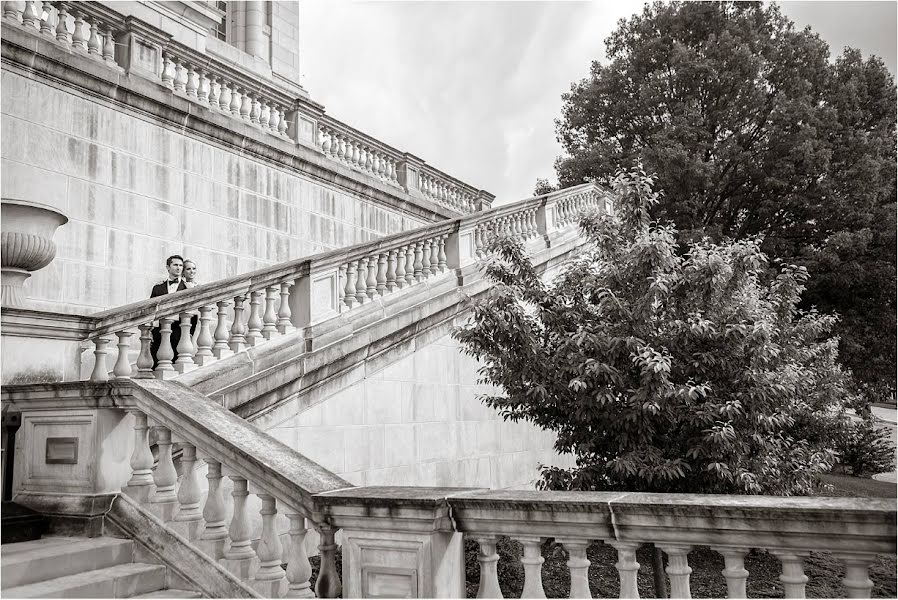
[1,0,490,214]
[77,183,606,383]
[317,119,402,188]
[315,487,897,599]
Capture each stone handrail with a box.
[74,183,606,382]
[2,378,351,597]
[314,486,898,598]
[1,0,490,213]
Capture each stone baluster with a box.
[261,285,279,340]
[660,545,692,599]
[150,426,178,520]
[174,312,196,373]
[173,58,186,93]
[334,134,345,161]
[320,126,332,155]
[197,69,209,104]
[160,51,175,89]
[429,238,440,274]
[212,301,233,359]
[352,140,363,169]
[413,241,424,282]
[474,226,485,258]
[345,139,356,166]
[836,553,876,598]
[229,86,242,117]
[259,100,271,130]
[355,257,369,304]
[221,476,256,579]
[123,410,154,502]
[277,106,289,137]
[155,317,176,377]
[171,444,203,540]
[194,305,215,366]
[21,0,38,28]
[421,239,432,278]
[394,247,407,289]
[39,2,53,35]
[277,281,293,334]
[609,541,640,599]
[199,460,228,559]
[405,246,416,286]
[343,261,357,308]
[253,494,288,596]
[239,91,252,121]
[774,551,809,599]
[285,513,314,598]
[474,536,502,598]
[55,2,71,44]
[713,547,749,599]
[559,539,592,599]
[376,253,388,295]
[245,290,264,346]
[71,9,86,51]
[385,249,398,292]
[3,1,20,21]
[90,337,111,381]
[315,525,342,598]
[358,145,369,174]
[113,331,133,379]
[208,76,221,109]
[218,80,233,113]
[229,295,247,352]
[250,94,262,124]
[135,324,155,378]
[365,255,378,300]
[184,63,199,98]
[269,105,281,135]
[517,536,546,598]
[437,235,447,272]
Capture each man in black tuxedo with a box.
[150,255,188,368]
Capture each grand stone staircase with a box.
[2,537,199,598]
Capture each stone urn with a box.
[1,198,68,307]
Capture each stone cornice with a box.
[0,22,457,224]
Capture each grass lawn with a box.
[310,474,897,598]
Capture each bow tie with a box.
[168,279,180,285]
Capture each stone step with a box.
[131,590,202,598]
[1,536,134,588]
[3,562,166,598]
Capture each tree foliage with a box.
[553,1,896,397]
[453,167,891,495]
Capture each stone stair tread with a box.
[0,536,86,555]
[3,562,166,598]
[131,589,202,598]
[2,536,132,565]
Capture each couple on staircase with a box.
[149,254,200,368]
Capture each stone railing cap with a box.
[316,485,486,507]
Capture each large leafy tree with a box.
[553,1,896,397]
[454,168,889,495]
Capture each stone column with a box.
[1,199,68,307]
[244,0,267,59]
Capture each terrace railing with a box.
[68,183,606,383]
[1,0,493,214]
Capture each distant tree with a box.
[553,1,897,398]
[454,167,891,495]
[533,178,557,196]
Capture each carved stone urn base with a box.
[0,199,68,308]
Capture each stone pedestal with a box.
[1,199,68,307]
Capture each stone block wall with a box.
[0,70,427,314]
[266,333,575,489]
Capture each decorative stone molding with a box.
[1,199,68,308]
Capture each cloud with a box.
[299,1,895,206]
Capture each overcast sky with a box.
[298,1,897,205]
